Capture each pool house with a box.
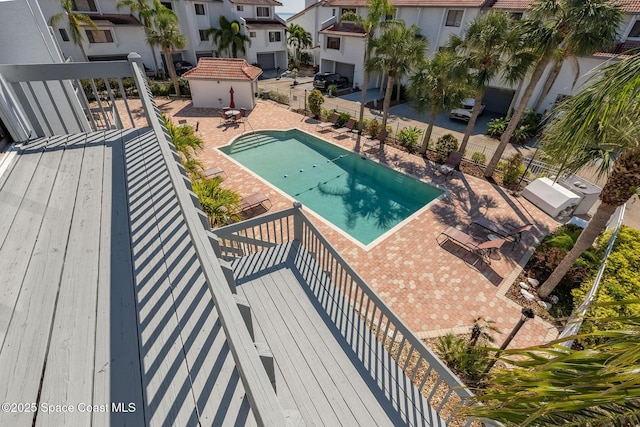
[0,55,476,426]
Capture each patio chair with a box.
[239,193,272,218]
[178,119,188,125]
[316,113,339,132]
[472,217,533,247]
[437,226,505,265]
[363,129,388,151]
[219,111,233,125]
[332,118,356,138]
[203,167,227,180]
[240,108,247,120]
[439,151,463,178]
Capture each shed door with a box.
[484,87,515,115]
[334,62,354,86]
[257,53,275,70]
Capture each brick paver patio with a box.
[158,98,560,348]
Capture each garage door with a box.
[257,53,275,70]
[334,62,354,87]
[483,87,515,115]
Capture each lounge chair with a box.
[439,151,463,178]
[437,226,505,265]
[203,167,227,180]
[332,118,356,138]
[363,129,388,151]
[239,193,272,217]
[472,217,533,246]
[316,113,339,132]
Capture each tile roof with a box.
[595,39,640,58]
[182,58,263,81]
[244,19,286,29]
[320,21,366,35]
[87,13,141,25]
[229,0,282,5]
[491,0,640,12]
[325,0,489,6]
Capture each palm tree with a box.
[407,51,471,154]
[117,0,167,77]
[367,21,428,132]
[340,0,395,138]
[448,11,526,155]
[287,24,312,67]
[49,0,98,61]
[537,53,640,298]
[147,8,186,97]
[162,115,204,177]
[192,177,242,227]
[208,16,250,58]
[465,311,640,425]
[484,0,623,179]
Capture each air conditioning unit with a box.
[521,177,581,218]
[558,176,601,216]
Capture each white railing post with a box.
[293,201,303,241]
[127,52,151,126]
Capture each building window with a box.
[445,10,463,27]
[237,5,243,11]
[59,28,70,41]
[194,3,205,15]
[249,31,256,38]
[199,29,208,41]
[511,12,523,20]
[269,31,281,42]
[326,36,340,50]
[72,0,97,12]
[160,1,172,10]
[629,20,640,38]
[341,8,356,16]
[86,29,113,43]
[256,7,270,17]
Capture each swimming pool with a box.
[220,130,443,246]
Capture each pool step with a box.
[227,134,275,154]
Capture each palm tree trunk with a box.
[484,54,553,178]
[458,91,484,156]
[537,202,616,298]
[164,48,181,97]
[419,109,436,154]
[534,59,563,111]
[381,72,395,131]
[358,39,371,127]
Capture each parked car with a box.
[173,60,194,76]
[449,98,486,122]
[313,72,349,90]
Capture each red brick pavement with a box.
[157,98,561,348]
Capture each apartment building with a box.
[41,0,288,74]
[289,0,640,114]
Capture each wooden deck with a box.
[232,242,443,427]
[0,129,254,426]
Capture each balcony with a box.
[0,54,474,426]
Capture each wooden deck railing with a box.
[216,203,476,426]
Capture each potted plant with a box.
[292,68,299,85]
[327,84,337,97]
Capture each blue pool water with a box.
[220,130,443,245]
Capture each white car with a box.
[449,98,486,122]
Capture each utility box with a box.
[521,177,581,218]
[559,177,601,216]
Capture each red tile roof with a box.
[595,39,640,58]
[182,58,263,81]
[491,0,640,12]
[244,19,286,29]
[320,22,366,35]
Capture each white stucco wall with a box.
[246,28,287,68]
[318,34,363,87]
[187,79,256,109]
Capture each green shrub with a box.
[434,134,459,163]
[487,117,508,138]
[501,152,526,187]
[149,81,171,97]
[573,227,640,346]
[471,152,487,165]
[268,90,289,105]
[336,112,351,127]
[397,126,422,154]
[327,84,338,96]
[435,332,493,387]
[320,108,333,122]
[300,51,312,65]
[366,119,381,137]
[307,89,324,118]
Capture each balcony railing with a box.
[215,203,476,426]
